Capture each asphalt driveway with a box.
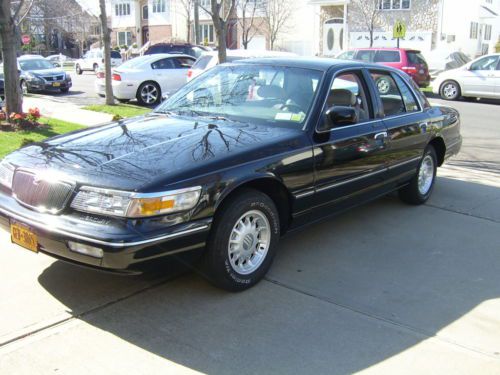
[0,98,499,374]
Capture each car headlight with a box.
[70,186,202,218]
[25,72,43,83]
[0,161,14,189]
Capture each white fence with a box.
[349,31,433,53]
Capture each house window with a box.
[379,0,410,10]
[200,0,211,8]
[198,24,215,43]
[484,24,492,41]
[115,2,131,16]
[117,31,132,46]
[142,5,148,20]
[152,0,166,13]
[470,22,479,39]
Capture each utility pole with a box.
[194,0,200,44]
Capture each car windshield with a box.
[156,64,323,126]
[19,59,55,70]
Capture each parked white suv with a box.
[75,49,123,74]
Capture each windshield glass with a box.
[19,59,55,70]
[156,64,323,126]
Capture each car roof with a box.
[236,56,379,72]
[18,55,45,60]
[350,47,421,52]
[201,49,297,58]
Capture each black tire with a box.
[136,81,161,106]
[93,63,99,73]
[202,188,280,292]
[75,64,83,75]
[439,80,461,101]
[20,80,30,94]
[60,87,69,93]
[399,146,437,205]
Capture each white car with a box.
[187,49,297,81]
[432,53,500,100]
[76,49,123,74]
[95,53,195,106]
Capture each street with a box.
[0,94,499,374]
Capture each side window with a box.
[470,56,499,71]
[356,50,375,62]
[370,71,406,117]
[374,51,401,63]
[392,74,420,112]
[173,57,195,69]
[321,71,371,130]
[151,58,175,70]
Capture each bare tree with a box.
[179,0,194,43]
[351,0,382,47]
[99,0,113,105]
[0,0,34,115]
[200,0,237,63]
[238,0,264,50]
[264,0,292,50]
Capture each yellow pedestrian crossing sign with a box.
[393,21,406,39]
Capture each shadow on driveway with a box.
[36,176,500,374]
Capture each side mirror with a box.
[323,106,358,130]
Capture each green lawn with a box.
[83,103,150,118]
[420,86,433,93]
[0,118,84,159]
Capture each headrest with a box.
[328,89,356,107]
[257,85,285,99]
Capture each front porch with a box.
[309,0,349,56]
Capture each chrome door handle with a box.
[374,131,388,139]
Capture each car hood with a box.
[5,114,303,191]
[25,68,66,76]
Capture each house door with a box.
[323,18,344,56]
[142,26,149,45]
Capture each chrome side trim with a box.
[0,205,210,248]
[294,190,315,199]
[387,156,422,170]
[316,167,387,193]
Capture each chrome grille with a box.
[12,170,74,213]
[43,75,64,82]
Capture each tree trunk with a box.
[0,0,22,115]
[194,0,200,44]
[217,21,227,63]
[99,0,114,106]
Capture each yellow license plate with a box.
[53,82,61,87]
[11,223,38,253]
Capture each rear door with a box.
[171,56,196,90]
[312,69,390,206]
[368,69,430,181]
[461,55,499,97]
[151,57,177,95]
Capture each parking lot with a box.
[1,91,499,374]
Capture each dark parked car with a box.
[0,59,461,291]
[17,55,72,93]
[144,43,211,58]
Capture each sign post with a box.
[393,21,406,48]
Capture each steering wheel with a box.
[280,103,303,113]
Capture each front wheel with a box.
[60,87,69,93]
[75,64,83,75]
[202,189,280,291]
[20,80,29,94]
[399,146,437,205]
[440,80,460,101]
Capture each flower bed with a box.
[0,107,43,132]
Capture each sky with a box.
[76,0,109,17]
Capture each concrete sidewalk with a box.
[22,95,113,126]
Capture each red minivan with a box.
[336,48,431,87]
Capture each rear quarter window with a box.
[407,51,427,65]
[192,55,213,70]
[374,51,401,63]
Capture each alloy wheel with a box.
[418,155,434,195]
[227,209,271,275]
[140,84,158,105]
[442,83,458,99]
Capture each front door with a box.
[368,69,430,181]
[323,18,344,56]
[142,27,149,45]
[312,69,389,207]
[461,55,499,97]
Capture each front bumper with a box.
[0,191,211,273]
[28,80,72,92]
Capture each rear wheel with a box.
[136,82,161,106]
[75,64,83,75]
[202,189,280,291]
[440,80,460,101]
[93,63,99,73]
[399,146,437,205]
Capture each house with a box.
[110,0,188,48]
[299,0,500,57]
